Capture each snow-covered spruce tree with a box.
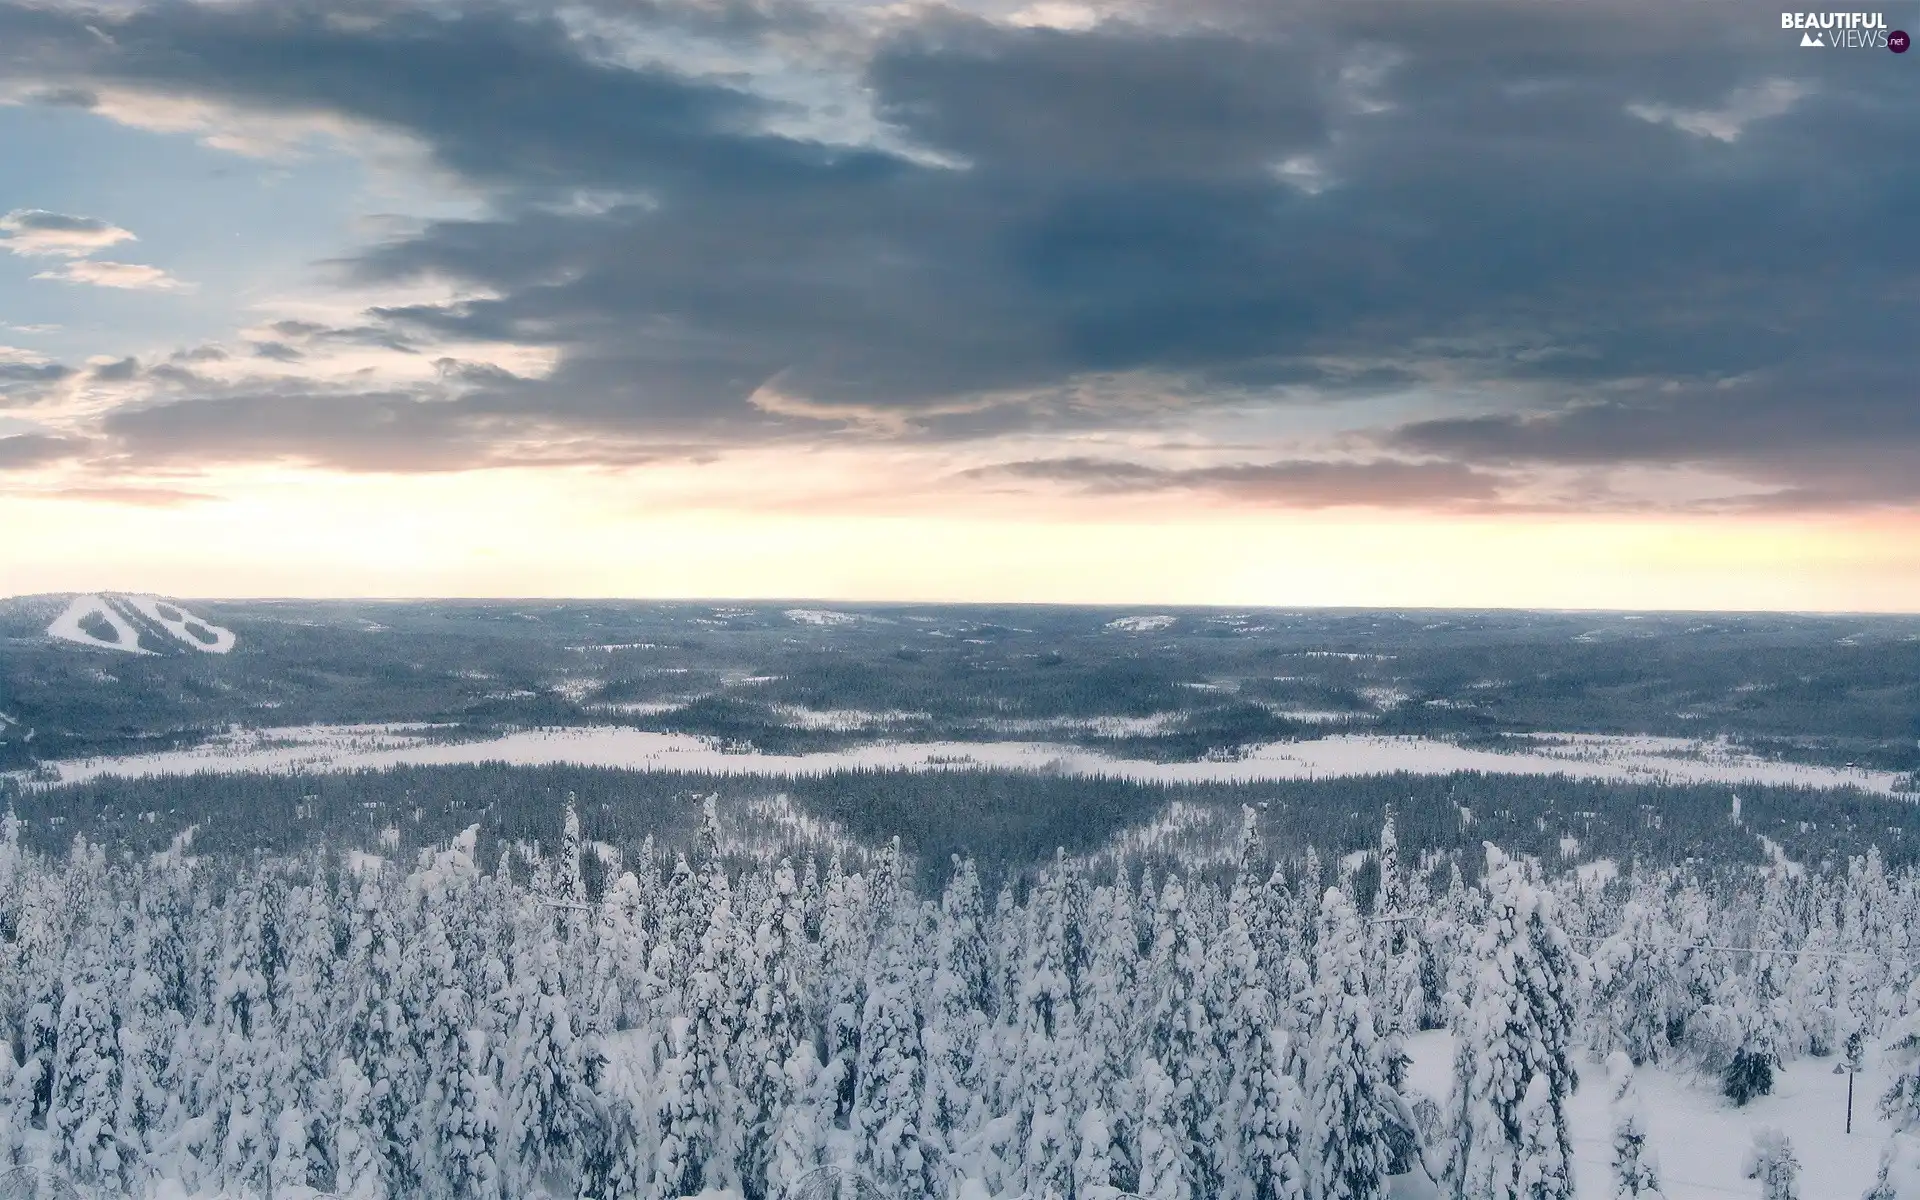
[333,1056,383,1200]
[1144,875,1223,1200]
[854,905,929,1196]
[1514,1076,1569,1200]
[341,869,420,1197]
[1305,886,1393,1200]
[269,864,342,1191]
[1881,973,1920,1134]
[1238,1027,1306,1200]
[1864,1132,1920,1200]
[1604,1052,1663,1199]
[817,856,870,1133]
[735,858,805,1200]
[51,901,124,1190]
[1745,1127,1800,1200]
[1218,860,1298,1200]
[438,1029,501,1200]
[1372,809,1423,1045]
[1013,861,1075,1200]
[210,878,273,1197]
[408,909,472,1200]
[1136,1054,1186,1200]
[501,904,586,1196]
[1074,870,1141,1196]
[925,856,993,1179]
[1442,844,1580,1200]
[1588,899,1676,1067]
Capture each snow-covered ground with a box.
[15,725,1907,793]
[1396,1030,1896,1198]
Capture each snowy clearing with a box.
[45,594,155,654]
[784,608,862,626]
[769,706,933,732]
[1106,614,1177,632]
[979,713,1187,738]
[122,595,238,653]
[1396,1030,1897,1198]
[16,725,1907,793]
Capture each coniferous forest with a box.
[7,797,1920,1200]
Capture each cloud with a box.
[0,432,88,469]
[46,485,219,506]
[964,455,1505,508]
[0,208,136,257]
[1627,78,1809,143]
[96,386,679,472]
[0,0,1912,512]
[31,260,190,291]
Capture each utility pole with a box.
[1834,1028,1866,1134]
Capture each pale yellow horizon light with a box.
[4,466,1919,612]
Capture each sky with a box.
[2,0,1918,609]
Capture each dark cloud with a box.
[965,455,1505,507]
[870,17,1327,181]
[0,433,87,469]
[251,341,305,362]
[0,362,75,384]
[1,0,1914,506]
[95,387,683,472]
[3,210,117,236]
[90,356,141,381]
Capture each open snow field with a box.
[15,723,1907,793]
[1397,1030,1897,1199]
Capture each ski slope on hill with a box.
[18,723,1906,793]
[43,594,236,654]
[45,594,155,654]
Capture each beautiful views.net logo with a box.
[1782,11,1910,50]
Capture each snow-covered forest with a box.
[5,801,1920,1200]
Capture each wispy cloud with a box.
[32,259,190,291]
[0,208,136,257]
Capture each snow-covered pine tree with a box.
[51,901,124,1189]
[1588,899,1675,1067]
[1744,1127,1800,1200]
[212,875,278,1197]
[333,1056,383,1200]
[342,869,419,1197]
[853,906,929,1195]
[1604,1052,1663,1200]
[1515,1076,1569,1200]
[501,904,585,1196]
[1136,1055,1187,1200]
[1013,861,1075,1200]
[1864,1133,1920,1200]
[735,858,805,1200]
[1237,1026,1306,1200]
[1442,845,1580,1200]
[440,1029,501,1200]
[926,857,993,1181]
[1305,886,1393,1200]
[1145,876,1221,1200]
[1074,873,1140,1196]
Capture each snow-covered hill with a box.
[44,594,236,655]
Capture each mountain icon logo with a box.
[1800,30,1825,45]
